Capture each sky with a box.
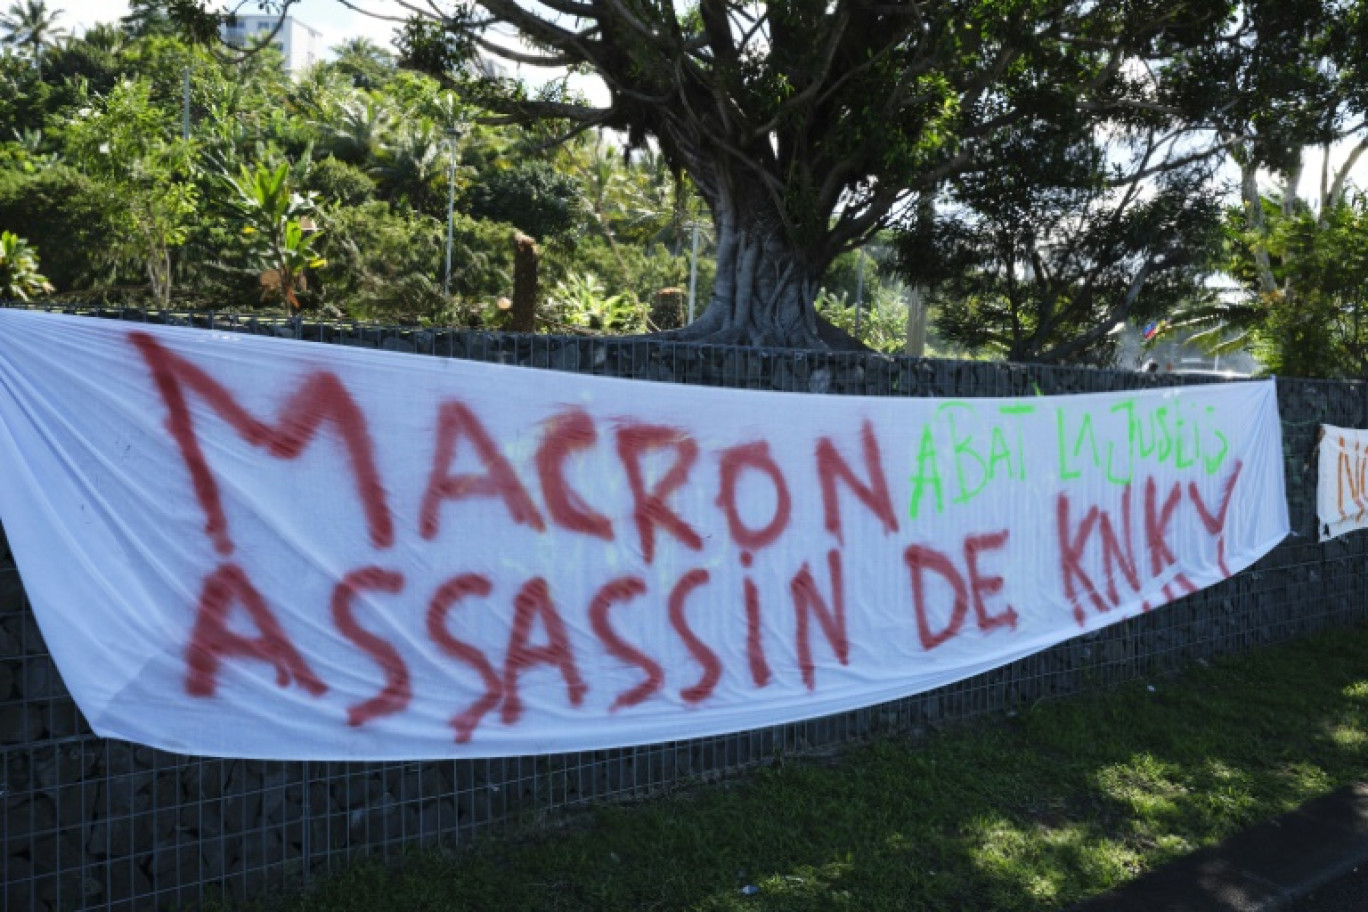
[54,1,411,58]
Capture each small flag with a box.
[1142,320,1164,340]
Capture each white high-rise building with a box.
[220,15,322,73]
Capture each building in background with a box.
[220,15,321,73]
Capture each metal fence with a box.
[2,305,1364,911]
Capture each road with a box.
[1289,865,1368,910]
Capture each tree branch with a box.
[486,109,614,152]
[332,0,412,24]
[470,33,577,67]
[1040,256,1157,363]
[481,99,613,124]
[1326,134,1368,209]
[473,0,602,61]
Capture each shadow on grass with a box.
[253,626,1368,912]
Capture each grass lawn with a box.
[241,624,1368,911]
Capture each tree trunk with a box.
[905,285,928,357]
[661,186,860,350]
[510,231,538,333]
[1240,162,1278,296]
[148,246,172,308]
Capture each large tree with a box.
[1169,0,1358,297]
[145,0,1236,348]
[900,115,1224,365]
[1162,0,1368,377]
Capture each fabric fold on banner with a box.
[1318,424,1368,541]
[0,310,1291,760]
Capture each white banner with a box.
[0,310,1289,760]
[1318,424,1368,541]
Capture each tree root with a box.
[648,311,870,352]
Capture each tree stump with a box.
[651,287,687,330]
[511,232,538,334]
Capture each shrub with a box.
[0,165,116,291]
[0,231,53,300]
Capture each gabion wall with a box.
[2,307,1364,911]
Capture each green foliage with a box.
[371,120,449,216]
[303,155,375,207]
[543,235,705,319]
[1213,195,1368,379]
[0,0,65,78]
[318,94,392,166]
[0,46,52,135]
[319,200,511,325]
[544,270,650,334]
[223,159,326,310]
[0,8,728,329]
[391,14,475,80]
[816,246,921,355]
[0,229,50,298]
[462,159,581,241]
[900,123,1223,366]
[814,288,908,355]
[80,0,1368,349]
[121,0,219,45]
[61,76,200,305]
[42,27,124,96]
[115,33,233,123]
[0,130,56,174]
[329,37,394,91]
[0,165,114,290]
